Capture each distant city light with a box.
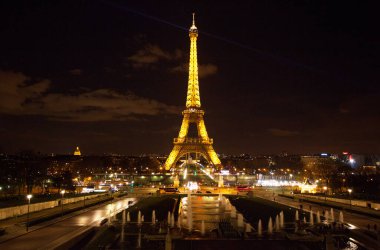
[183,168,188,180]
[220,170,230,175]
[349,155,355,164]
[257,179,302,187]
[186,181,199,191]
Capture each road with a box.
[0,197,137,250]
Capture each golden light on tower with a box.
[164,14,222,170]
[186,13,201,109]
[73,146,81,156]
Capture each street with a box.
[0,197,137,250]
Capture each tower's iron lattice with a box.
[164,15,222,170]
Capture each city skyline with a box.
[0,1,379,155]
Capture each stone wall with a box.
[296,194,380,209]
[0,193,106,220]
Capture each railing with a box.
[173,138,213,144]
[182,109,204,115]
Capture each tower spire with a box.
[186,13,201,108]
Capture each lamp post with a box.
[348,188,352,209]
[323,186,327,203]
[60,190,65,218]
[26,194,32,232]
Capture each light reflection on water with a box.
[341,241,358,250]
[342,239,361,250]
[179,195,229,232]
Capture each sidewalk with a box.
[0,194,113,243]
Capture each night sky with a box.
[0,1,379,155]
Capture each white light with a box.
[81,187,94,193]
[26,194,32,200]
[200,167,214,180]
[183,168,188,180]
[187,181,199,191]
[220,170,230,175]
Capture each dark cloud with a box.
[0,71,180,122]
[339,96,380,116]
[170,63,218,78]
[69,69,83,75]
[267,128,300,137]
[127,44,183,68]
[0,71,50,114]
[199,64,218,78]
[127,44,218,78]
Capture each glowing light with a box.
[257,179,299,187]
[186,181,199,191]
[183,168,188,180]
[73,146,81,156]
[349,157,355,164]
[199,166,214,180]
[299,183,317,194]
[220,170,230,175]
[81,187,94,193]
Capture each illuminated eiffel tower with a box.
[164,14,222,170]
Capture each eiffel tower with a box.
[164,14,222,170]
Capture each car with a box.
[206,191,212,194]
[196,190,202,194]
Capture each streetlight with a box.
[26,194,32,232]
[323,186,327,203]
[348,188,353,209]
[60,190,65,218]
